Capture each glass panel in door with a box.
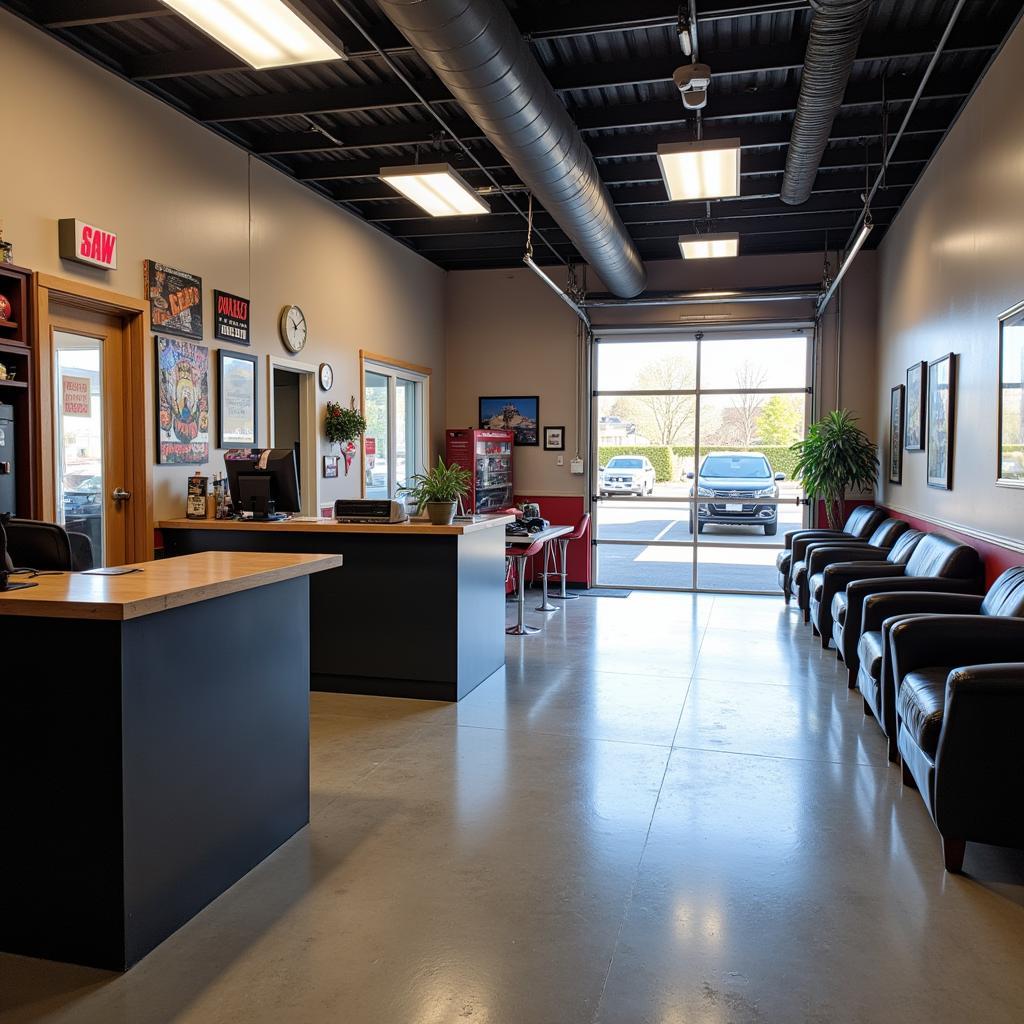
[54,333,105,565]
[395,376,418,492]
[364,370,389,499]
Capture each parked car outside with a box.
[687,452,785,535]
[599,455,657,496]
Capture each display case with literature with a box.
[445,428,514,513]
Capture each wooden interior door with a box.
[48,304,131,567]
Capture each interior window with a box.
[363,359,429,499]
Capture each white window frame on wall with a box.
[359,350,431,499]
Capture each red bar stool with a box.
[506,537,544,635]
[545,513,590,601]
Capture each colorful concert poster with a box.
[157,336,209,464]
[145,259,203,340]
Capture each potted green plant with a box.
[399,456,473,526]
[791,409,879,530]
[324,401,367,448]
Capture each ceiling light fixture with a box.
[378,163,489,217]
[160,0,343,69]
[818,217,873,312]
[678,232,739,259]
[657,138,742,201]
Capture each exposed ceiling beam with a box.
[293,109,947,182]
[549,25,1001,92]
[195,25,997,123]
[241,70,969,156]
[33,0,171,27]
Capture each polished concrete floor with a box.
[4,591,1024,1023]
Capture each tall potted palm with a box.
[791,410,879,530]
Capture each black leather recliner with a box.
[889,610,1024,872]
[788,517,909,619]
[805,529,923,647]
[776,505,885,601]
[5,518,95,572]
[855,567,1024,761]
[824,533,983,684]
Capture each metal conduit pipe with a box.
[373,0,647,298]
[781,0,873,206]
[583,286,821,307]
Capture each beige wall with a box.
[3,10,445,521]
[445,253,878,496]
[875,15,1024,550]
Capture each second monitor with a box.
[224,448,301,520]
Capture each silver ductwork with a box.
[373,0,647,297]
[781,0,872,206]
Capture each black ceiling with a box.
[6,0,1022,273]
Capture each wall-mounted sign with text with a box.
[58,218,118,270]
[213,290,250,346]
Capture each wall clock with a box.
[319,362,334,391]
[279,304,308,353]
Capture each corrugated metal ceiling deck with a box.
[4,0,1021,273]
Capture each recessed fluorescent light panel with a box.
[161,0,343,69]
[657,139,742,201]
[379,164,490,217]
[678,232,740,259]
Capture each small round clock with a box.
[319,362,334,391]
[279,304,308,353]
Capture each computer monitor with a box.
[224,448,301,519]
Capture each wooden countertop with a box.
[0,551,343,621]
[158,514,515,537]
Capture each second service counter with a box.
[159,515,513,701]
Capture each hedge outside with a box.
[598,446,674,481]
[673,445,800,479]
[598,445,800,482]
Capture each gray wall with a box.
[875,13,1024,551]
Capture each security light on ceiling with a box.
[379,164,490,217]
[657,138,742,201]
[678,232,739,260]
[160,0,344,69]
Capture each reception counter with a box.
[159,515,513,702]
[0,551,341,970]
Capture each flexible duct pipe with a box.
[373,0,647,297]
[781,0,873,206]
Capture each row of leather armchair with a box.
[777,506,1024,874]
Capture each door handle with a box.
[112,487,131,504]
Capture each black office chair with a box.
[5,518,94,571]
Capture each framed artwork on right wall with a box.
[997,299,1024,487]
[905,360,927,451]
[889,384,904,484]
[927,353,956,490]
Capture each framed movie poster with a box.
[905,360,926,451]
[145,260,203,340]
[218,349,257,448]
[213,290,251,345]
[927,353,956,490]
[479,395,539,446]
[997,299,1024,487]
[888,384,904,485]
[157,335,209,464]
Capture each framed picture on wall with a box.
[323,455,339,479]
[144,260,203,340]
[888,385,904,484]
[997,299,1024,487]
[217,349,257,448]
[905,360,927,451]
[544,426,565,451]
[927,353,957,490]
[479,395,539,446]
[156,336,209,465]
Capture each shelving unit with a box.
[0,263,37,517]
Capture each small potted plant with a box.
[399,456,472,526]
